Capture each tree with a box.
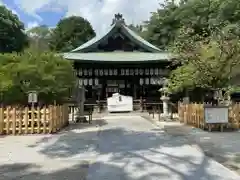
[49,16,96,52]
[143,0,240,102]
[0,51,76,104]
[0,5,28,53]
[144,0,180,49]
[168,25,240,103]
[26,25,51,52]
[145,0,240,50]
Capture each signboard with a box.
[204,106,228,124]
[28,91,38,103]
[183,97,190,104]
[107,93,133,112]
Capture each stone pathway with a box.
[0,114,239,180]
[147,117,240,176]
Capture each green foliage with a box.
[169,26,240,94]
[26,25,51,52]
[168,63,197,93]
[145,0,240,48]
[0,51,76,104]
[144,0,180,49]
[0,5,28,53]
[145,0,240,94]
[49,16,96,52]
[128,24,147,37]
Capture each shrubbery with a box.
[0,50,76,105]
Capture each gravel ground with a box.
[0,113,239,180]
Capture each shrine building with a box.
[63,13,174,104]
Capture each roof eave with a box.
[69,22,162,53]
[66,58,171,63]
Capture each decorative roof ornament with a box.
[111,13,125,26]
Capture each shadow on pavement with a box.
[0,162,173,180]
[0,156,223,180]
[3,116,238,180]
[23,126,238,179]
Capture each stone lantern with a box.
[159,78,171,120]
[76,79,87,123]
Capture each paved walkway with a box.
[148,118,240,175]
[0,114,239,180]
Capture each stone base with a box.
[160,114,172,122]
[75,116,87,123]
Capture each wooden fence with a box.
[178,103,240,131]
[0,104,69,135]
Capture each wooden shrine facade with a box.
[75,63,171,102]
[63,13,174,105]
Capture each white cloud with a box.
[26,21,39,30]
[14,0,52,21]
[14,0,161,34]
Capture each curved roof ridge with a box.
[71,24,116,52]
[122,24,161,52]
[70,14,162,53]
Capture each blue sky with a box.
[1,0,66,29]
[0,0,161,34]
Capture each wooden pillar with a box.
[140,96,143,112]
[97,88,101,113]
[133,83,137,99]
[104,79,108,99]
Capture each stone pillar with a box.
[160,95,171,120]
[76,86,87,122]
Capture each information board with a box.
[28,91,38,103]
[204,106,228,124]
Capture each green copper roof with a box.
[70,25,115,52]
[121,25,160,52]
[71,14,162,53]
[65,13,173,62]
[63,52,172,62]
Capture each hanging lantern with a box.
[83,79,88,85]
[154,68,158,75]
[99,69,104,76]
[78,78,83,86]
[121,68,125,75]
[125,69,129,75]
[130,69,134,75]
[88,69,92,76]
[89,78,93,85]
[145,68,149,75]
[150,68,154,75]
[104,69,108,76]
[94,78,99,85]
[114,69,118,75]
[139,78,144,85]
[135,68,139,75]
[78,68,83,76]
[139,69,143,75]
[94,69,99,76]
[109,69,113,75]
[84,69,88,76]
[145,78,149,85]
